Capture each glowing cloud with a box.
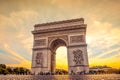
[0,0,120,69]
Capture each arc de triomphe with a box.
[31,18,89,74]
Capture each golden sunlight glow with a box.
[0,0,120,69]
[56,46,68,70]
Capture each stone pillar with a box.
[32,48,51,74]
[68,34,89,74]
[51,54,55,73]
[68,45,89,74]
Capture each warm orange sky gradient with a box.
[0,0,120,70]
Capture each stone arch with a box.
[49,38,67,73]
[32,18,89,74]
[48,35,68,48]
[49,38,67,51]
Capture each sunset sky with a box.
[0,0,120,70]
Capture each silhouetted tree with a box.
[0,64,31,75]
[0,64,6,69]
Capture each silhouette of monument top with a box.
[34,18,84,27]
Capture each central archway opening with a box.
[56,46,68,74]
[50,39,68,74]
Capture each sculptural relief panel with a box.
[73,49,84,65]
[35,52,43,67]
[34,39,46,46]
[70,35,85,44]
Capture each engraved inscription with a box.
[73,49,84,65]
[36,52,43,67]
[70,35,84,43]
[34,39,46,46]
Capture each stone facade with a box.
[32,18,89,74]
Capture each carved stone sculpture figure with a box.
[36,52,43,67]
[73,49,84,65]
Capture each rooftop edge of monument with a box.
[34,18,84,27]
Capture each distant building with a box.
[90,66,112,71]
[89,66,117,74]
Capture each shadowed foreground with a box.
[0,74,120,80]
